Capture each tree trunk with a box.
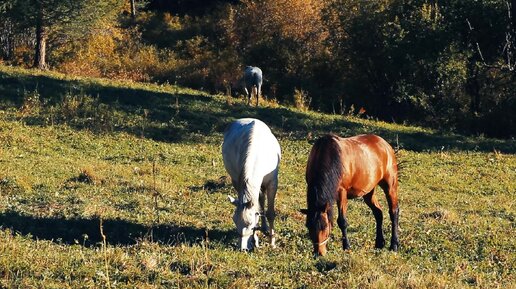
[7,33,14,61]
[4,22,15,61]
[130,0,136,19]
[34,21,47,69]
[466,66,481,114]
[34,2,47,69]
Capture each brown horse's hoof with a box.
[375,238,385,249]
[342,238,350,250]
[389,244,398,252]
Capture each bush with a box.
[58,25,180,83]
[293,88,311,111]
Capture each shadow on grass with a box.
[315,260,337,273]
[1,70,515,153]
[189,177,231,194]
[0,70,212,106]
[0,210,236,248]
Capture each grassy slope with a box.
[0,65,514,288]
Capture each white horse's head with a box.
[228,195,260,250]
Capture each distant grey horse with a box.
[244,66,263,106]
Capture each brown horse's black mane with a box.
[305,134,343,230]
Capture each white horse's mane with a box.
[240,122,261,205]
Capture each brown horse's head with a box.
[301,202,333,256]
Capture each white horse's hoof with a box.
[253,234,260,248]
[270,236,276,249]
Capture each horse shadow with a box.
[0,210,237,248]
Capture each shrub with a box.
[19,89,42,117]
[293,88,311,111]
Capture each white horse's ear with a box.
[299,209,309,215]
[228,195,238,206]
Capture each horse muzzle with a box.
[313,245,328,257]
[313,237,330,257]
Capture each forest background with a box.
[1,0,514,138]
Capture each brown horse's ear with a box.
[299,209,309,215]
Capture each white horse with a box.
[243,66,263,106]
[222,118,280,250]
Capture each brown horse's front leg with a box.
[363,191,385,249]
[337,213,350,250]
[337,191,350,250]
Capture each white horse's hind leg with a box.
[244,87,251,105]
[265,176,278,248]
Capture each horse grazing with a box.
[243,66,263,106]
[301,134,399,256]
[222,118,281,250]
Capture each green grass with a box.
[0,64,515,288]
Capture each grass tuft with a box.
[421,208,458,222]
[76,167,103,185]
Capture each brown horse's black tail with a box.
[306,134,343,223]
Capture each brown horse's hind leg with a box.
[337,189,350,250]
[363,190,385,249]
[380,178,400,251]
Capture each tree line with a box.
[1,0,514,137]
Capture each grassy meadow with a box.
[0,65,515,288]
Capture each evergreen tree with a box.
[10,0,122,69]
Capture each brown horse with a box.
[300,134,399,256]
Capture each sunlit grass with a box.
[0,65,514,288]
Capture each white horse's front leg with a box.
[268,217,276,248]
[266,179,278,249]
[253,231,260,248]
[258,190,269,234]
